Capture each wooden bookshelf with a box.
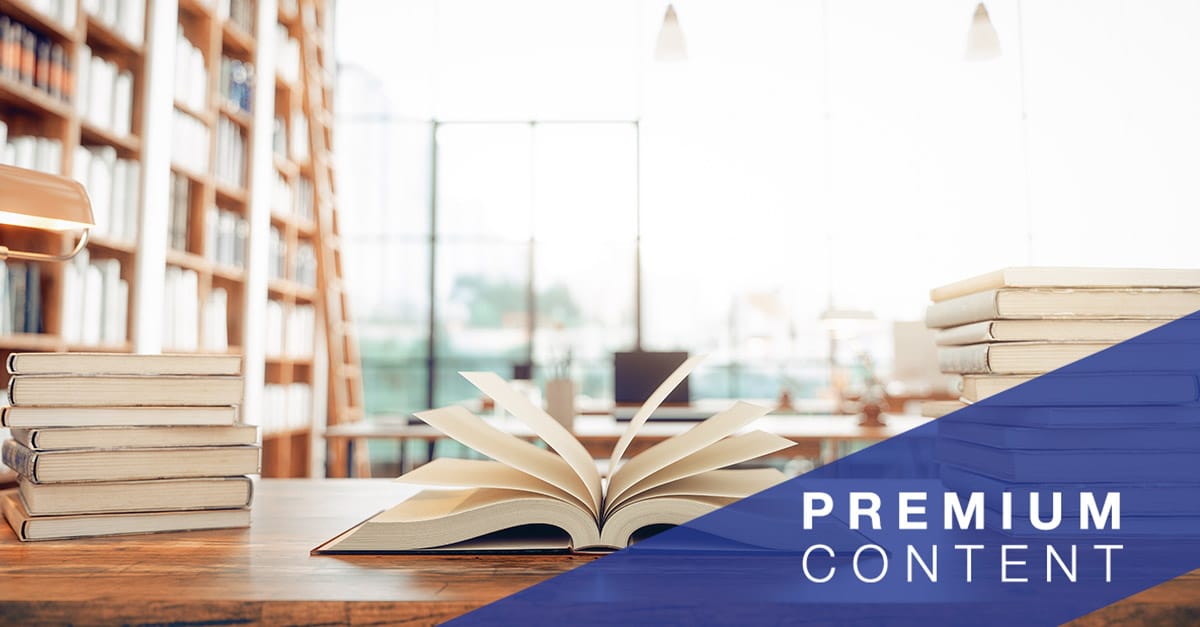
[259,0,319,478]
[0,0,146,376]
[1,0,329,478]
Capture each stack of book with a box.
[0,353,258,541]
[924,267,1200,412]
[924,267,1200,536]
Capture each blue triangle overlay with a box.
[453,311,1200,625]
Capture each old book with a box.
[7,352,242,376]
[316,358,794,554]
[924,288,1200,329]
[933,319,1171,345]
[8,375,243,406]
[936,438,1200,483]
[929,267,1200,302]
[11,424,257,451]
[1,490,249,541]
[938,420,1200,451]
[19,476,253,515]
[959,373,1199,404]
[2,440,260,483]
[0,405,238,428]
[938,342,1111,374]
[920,399,967,418]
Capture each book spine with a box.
[1,439,37,480]
[937,344,992,374]
[934,321,996,346]
[924,290,1001,329]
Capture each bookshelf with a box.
[259,0,317,478]
[0,0,325,477]
[0,0,145,358]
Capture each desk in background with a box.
[324,414,932,477]
[0,479,1195,625]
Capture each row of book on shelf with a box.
[82,0,145,44]
[0,121,61,174]
[215,116,246,188]
[0,261,43,335]
[73,144,140,243]
[922,267,1200,538]
[219,56,253,115]
[174,26,207,112]
[271,169,314,220]
[264,301,314,357]
[261,382,312,435]
[0,14,71,103]
[77,46,134,139]
[162,267,230,352]
[0,255,261,346]
[1,353,255,541]
[172,111,246,186]
[62,250,128,346]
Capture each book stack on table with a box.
[922,267,1200,535]
[0,353,258,541]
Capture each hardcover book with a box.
[1,490,249,541]
[18,476,253,516]
[2,440,260,483]
[10,424,257,451]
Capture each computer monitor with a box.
[613,351,690,406]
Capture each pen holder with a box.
[545,378,576,432]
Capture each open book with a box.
[315,357,795,553]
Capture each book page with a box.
[617,468,786,505]
[607,430,794,511]
[606,400,771,508]
[607,354,706,475]
[394,457,589,513]
[461,372,602,513]
[413,405,599,517]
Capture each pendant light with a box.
[965,2,1002,61]
[655,4,688,62]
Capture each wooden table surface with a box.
[0,479,1196,625]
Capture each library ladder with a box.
[300,0,369,477]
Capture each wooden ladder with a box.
[299,0,368,478]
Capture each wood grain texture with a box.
[0,478,1197,625]
[0,479,593,625]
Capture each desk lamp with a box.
[0,163,94,261]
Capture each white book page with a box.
[461,372,602,513]
[620,468,786,504]
[394,457,589,514]
[607,430,794,511]
[413,405,598,517]
[606,400,771,507]
[607,354,707,475]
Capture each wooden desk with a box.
[0,479,1194,625]
[324,414,932,476]
[0,479,592,624]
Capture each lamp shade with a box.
[0,163,94,232]
[654,4,687,62]
[965,2,1002,61]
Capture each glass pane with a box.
[434,359,517,408]
[362,362,428,416]
[532,241,635,363]
[336,120,432,237]
[532,123,637,242]
[434,242,531,360]
[347,241,430,359]
[436,124,532,242]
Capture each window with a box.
[338,0,1200,415]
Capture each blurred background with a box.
[334,0,1200,422]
